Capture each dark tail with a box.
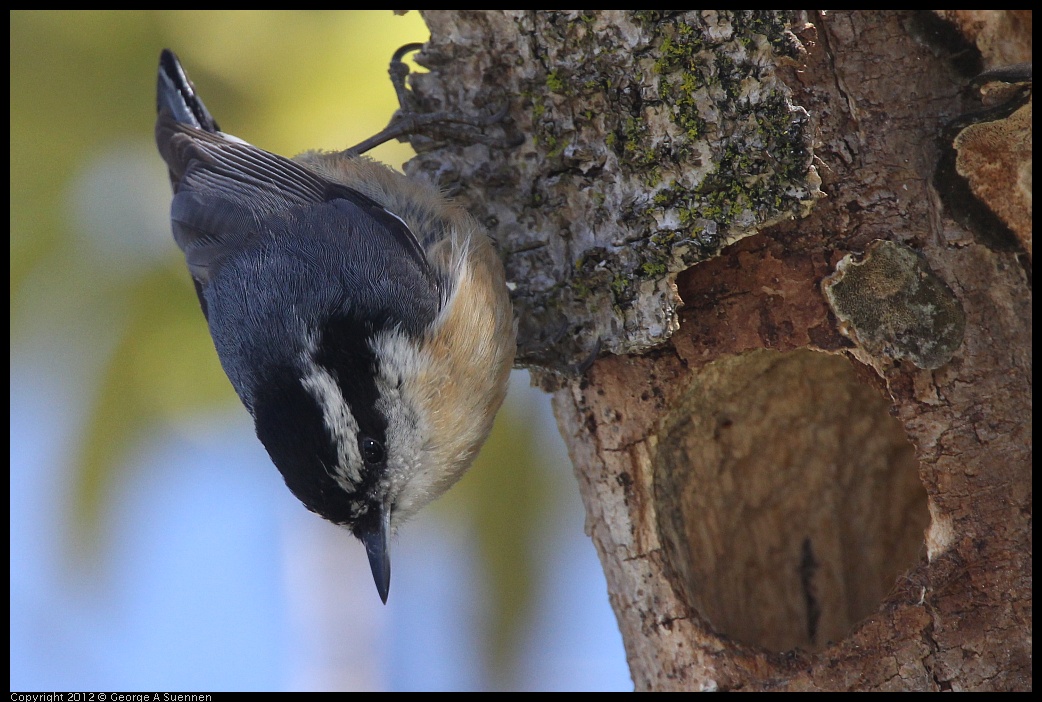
[157,49,220,133]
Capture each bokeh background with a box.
[10,10,630,691]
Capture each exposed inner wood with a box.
[654,350,928,651]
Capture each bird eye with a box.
[361,437,385,465]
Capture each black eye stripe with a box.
[313,314,388,456]
[361,436,386,465]
[253,365,364,526]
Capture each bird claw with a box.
[348,43,522,155]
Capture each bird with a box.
[155,48,516,602]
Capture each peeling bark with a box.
[408,10,1031,691]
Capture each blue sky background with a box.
[11,361,632,691]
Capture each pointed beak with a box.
[359,508,391,604]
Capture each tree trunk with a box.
[407,10,1031,691]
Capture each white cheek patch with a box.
[369,330,444,525]
[300,362,364,491]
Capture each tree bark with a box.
[407,10,1031,691]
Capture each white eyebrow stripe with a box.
[300,362,364,490]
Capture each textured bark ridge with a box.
[409,11,822,371]
[409,10,1031,692]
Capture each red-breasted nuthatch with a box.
[155,49,515,602]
